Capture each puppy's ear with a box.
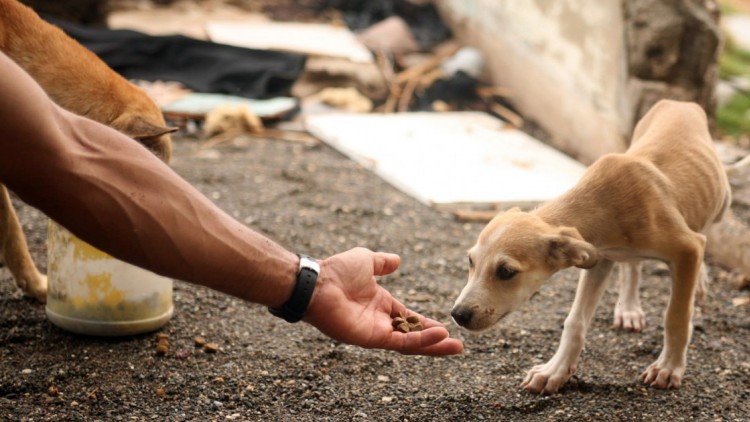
[112,115,177,162]
[111,115,177,139]
[545,232,599,269]
[128,119,178,140]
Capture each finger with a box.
[372,252,400,276]
[401,338,465,356]
[384,326,464,356]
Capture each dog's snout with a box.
[451,307,474,327]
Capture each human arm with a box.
[0,52,463,355]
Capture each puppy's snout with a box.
[451,306,474,327]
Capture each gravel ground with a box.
[1,134,749,420]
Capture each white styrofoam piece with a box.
[304,112,587,206]
[162,93,297,117]
[206,21,374,64]
[723,15,750,51]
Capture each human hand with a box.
[303,247,464,356]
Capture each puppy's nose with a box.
[451,306,473,327]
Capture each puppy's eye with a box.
[496,265,517,281]
[468,256,474,268]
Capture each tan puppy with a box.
[452,100,730,394]
[0,0,176,302]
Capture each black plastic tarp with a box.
[45,17,307,99]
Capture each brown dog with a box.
[451,100,730,394]
[0,0,176,302]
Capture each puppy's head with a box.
[451,208,598,331]
[108,83,178,163]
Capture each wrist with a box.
[268,254,319,323]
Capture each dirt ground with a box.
[1,133,749,421]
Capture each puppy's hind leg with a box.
[613,262,645,332]
[694,262,709,304]
[522,259,615,394]
[0,185,47,302]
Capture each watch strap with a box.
[268,254,319,323]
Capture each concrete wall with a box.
[436,0,720,164]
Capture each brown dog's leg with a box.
[522,259,615,394]
[640,232,705,389]
[613,262,645,332]
[0,184,47,302]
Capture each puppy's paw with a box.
[613,304,645,332]
[521,361,575,394]
[640,359,685,389]
[19,273,47,303]
[694,264,709,304]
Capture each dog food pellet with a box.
[204,342,219,353]
[391,316,407,328]
[392,312,423,333]
[194,336,207,347]
[154,333,171,355]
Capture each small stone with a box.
[48,386,59,396]
[204,343,219,353]
[174,349,192,359]
[155,387,166,398]
[21,369,31,374]
[194,336,207,347]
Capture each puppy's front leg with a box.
[523,259,614,394]
[613,262,645,332]
[0,185,47,302]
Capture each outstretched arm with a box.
[0,52,462,356]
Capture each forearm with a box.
[0,52,297,307]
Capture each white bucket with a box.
[45,220,173,336]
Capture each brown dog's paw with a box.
[18,273,47,303]
[521,360,576,395]
[640,359,685,389]
[613,304,645,332]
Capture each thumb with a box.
[372,252,400,276]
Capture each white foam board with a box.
[304,112,587,207]
[206,21,374,64]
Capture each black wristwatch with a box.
[268,254,320,323]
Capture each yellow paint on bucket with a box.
[45,220,173,336]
